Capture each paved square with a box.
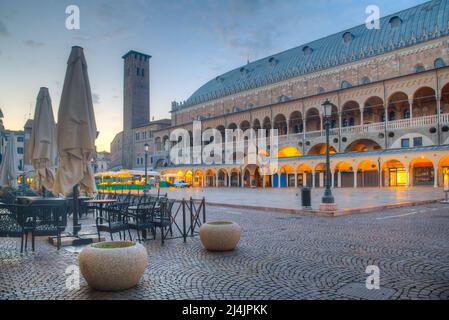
[146,186,446,211]
[1,203,449,300]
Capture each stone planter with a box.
[199,221,241,251]
[79,241,148,291]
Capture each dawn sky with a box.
[0,0,427,151]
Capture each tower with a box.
[122,50,151,168]
[122,50,151,130]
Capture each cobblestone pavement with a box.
[1,203,449,300]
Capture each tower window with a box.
[142,68,144,77]
[136,68,140,76]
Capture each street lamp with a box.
[144,143,149,194]
[321,99,335,206]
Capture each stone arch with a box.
[438,155,449,188]
[289,111,303,134]
[341,100,361,127]
[382,159,406,187]
[413,87,436,117]
[409,157,434,187]
[184,170,193,186]
[308,143,337,155]
[205,169,216,187]
[217,168,228,187]
[388,92,409,121]
[357,160,380,187]
[253,119,261,131]
[227,122,237,130]
[297,163,313,187]
[262,117,272,133]
[314,163,327,188]
[363,96,385,124]
[334,161,354,188]
[305,108,321,132]
[230,168,241,187]
[273,113,288,136]
[345,139,382,152]
[240,120,251,131]
[278,146,302,158]
[194,169,204,187]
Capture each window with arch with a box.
[342,32,354,43]
[303,46,313,56]
[361,77,371,85]
[389,16,402,28]
[415,64,425,73]
[434,58,446,68]
[341,81,352,89]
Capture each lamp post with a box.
[144,143,149,194]
[320,99,336,208]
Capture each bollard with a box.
[301,187,312,210]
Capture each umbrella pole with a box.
[73,184,80,236]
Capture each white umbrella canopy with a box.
[28,87,57,190]
[0,135,19,188]
[52,46,97,195]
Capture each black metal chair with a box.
[127,200,157,242]
[96,202,131,241]
[29,202,68,251]
[151,198,175,244]
[0,203,30,252]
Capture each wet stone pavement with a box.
[1,203,449,300]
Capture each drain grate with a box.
[336,282,396,300]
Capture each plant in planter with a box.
[79,241,148,291]
[199,221,241,251]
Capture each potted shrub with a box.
[199,221,241,251]
[79,241,148,291]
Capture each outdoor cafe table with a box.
[83,199,117,222]
[16,196,67,205]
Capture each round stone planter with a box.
[79,241,148,291]
[199,221,241,251]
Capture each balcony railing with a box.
[153,114,449,156]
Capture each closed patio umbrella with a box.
[0,135,19,188]
[53,46,97,195]
[28,87,57,191]
[52,46,97,235]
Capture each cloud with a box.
[24,40,46,48]
[0,20,10,37]
[92,93,100,104]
